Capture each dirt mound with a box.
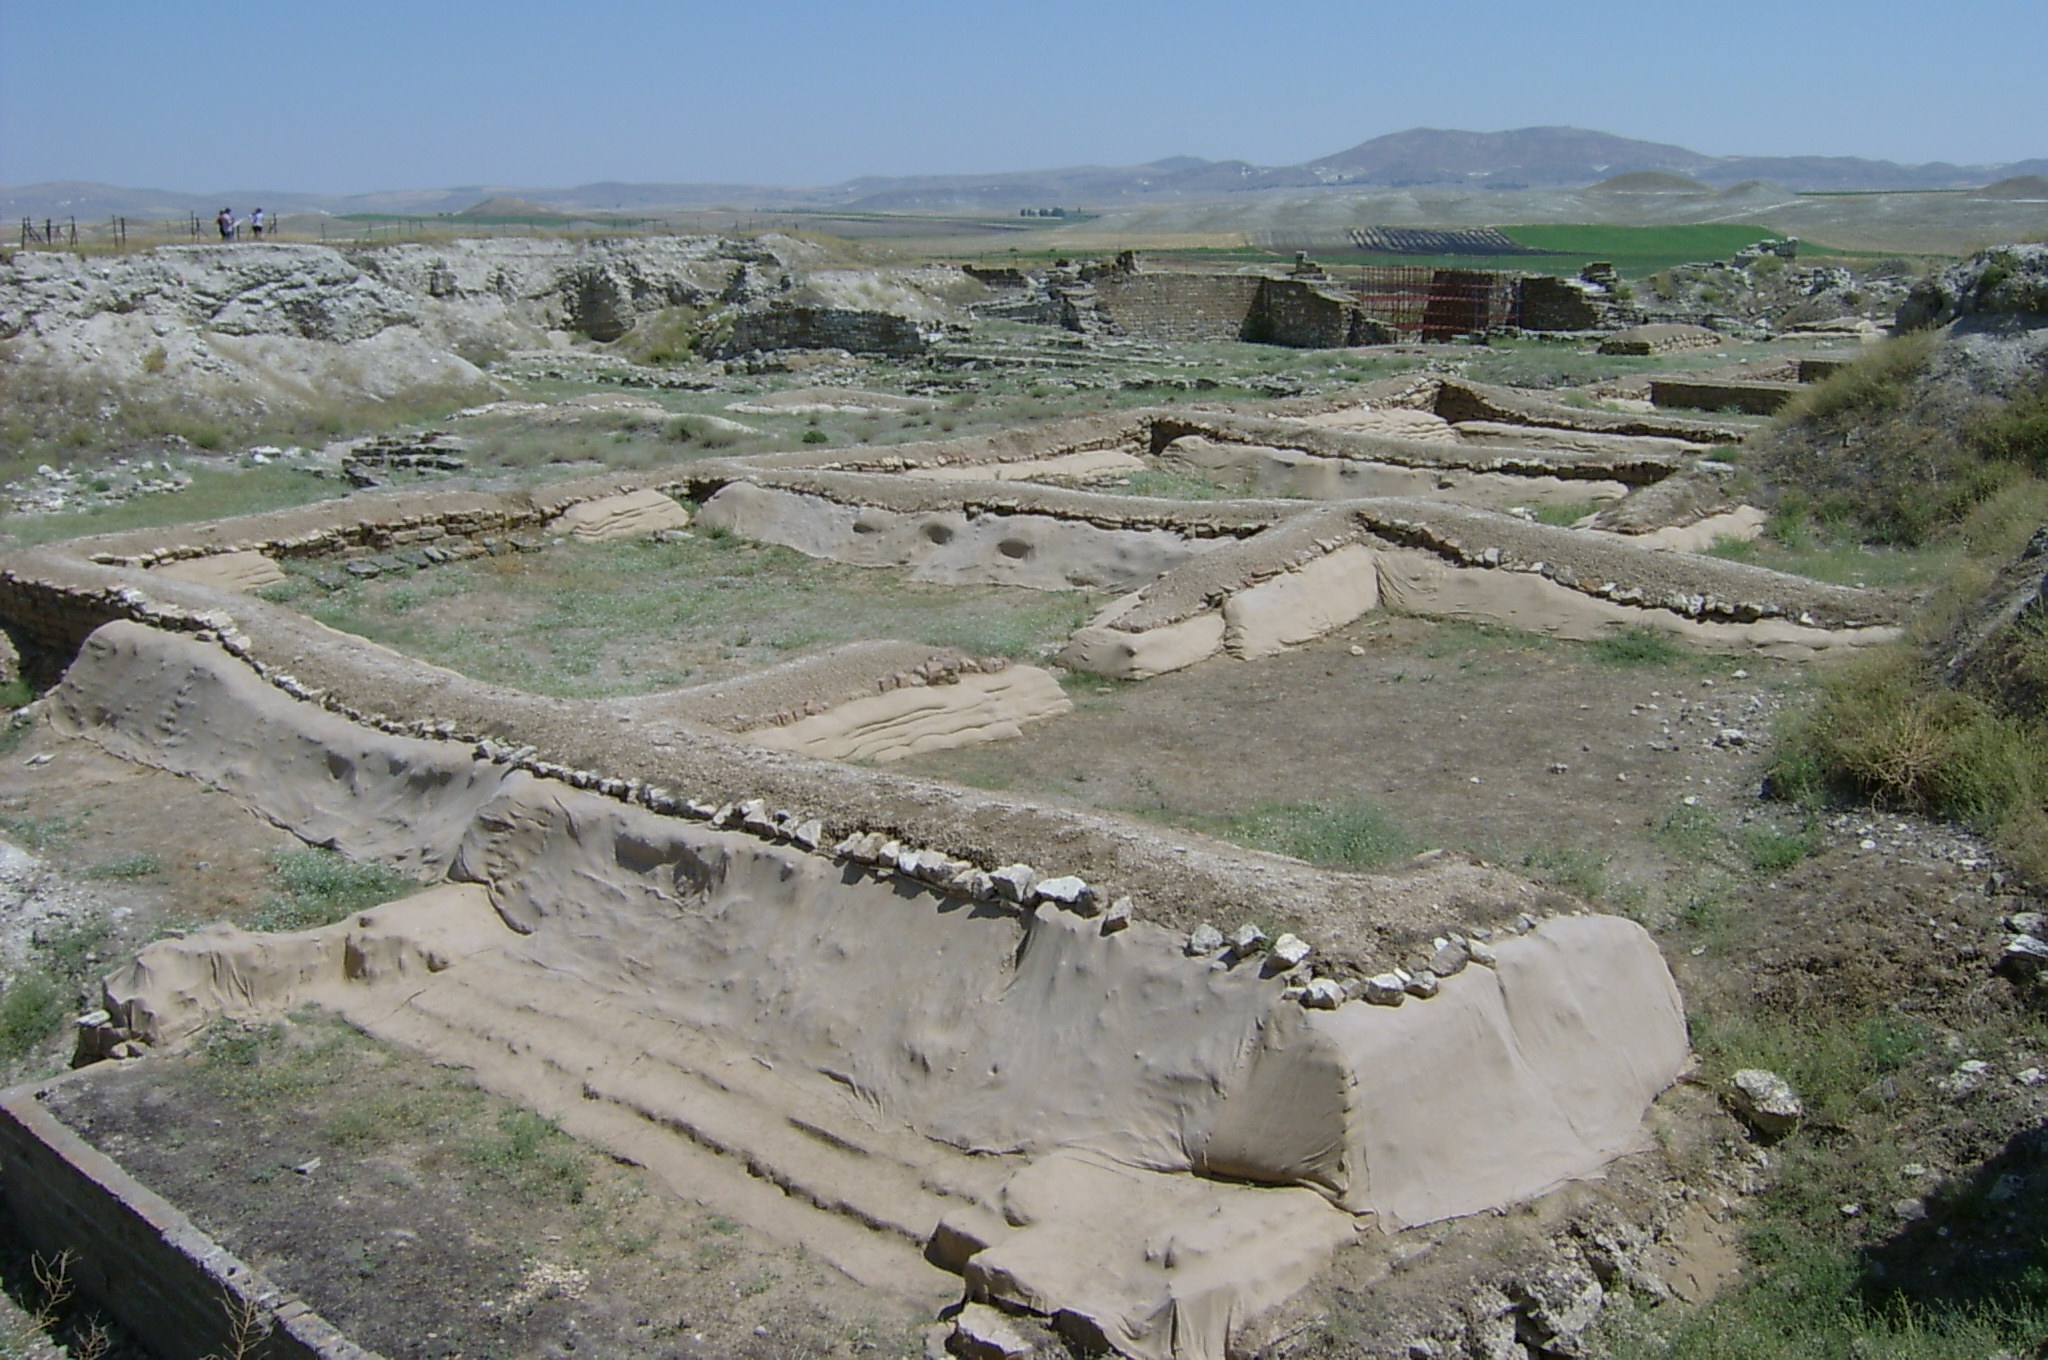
[0,235,961,429]
[1755,256,2048,543]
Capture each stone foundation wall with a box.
[1648,377,1801,416]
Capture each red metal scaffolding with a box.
[1349,266,1519,341]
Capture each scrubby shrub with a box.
[1754,331,2048,545]
[611,305,707,366]
[1783,329,1935,425]
[1771,643,2048,878]
[1970,375,2048,476]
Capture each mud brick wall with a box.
[0,1086,378,1360]
[1248,279,1391,348]
[1093,274,1387,348]
[1517,276,1606,331]
[1093,273,1265,342]
[714,306,927,358]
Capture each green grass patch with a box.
[1610,1005,2048,1359]
[1592,1253,2048,1360]
[0,709,34,759]
[1220,800,1415,871]
[1738,822,1824,874]
[0,812,81,852]
[0,973,67,1063]
[80,853,163,881]
[299,535,1102,699]
[1706,533,1963,589]
[1460,340,1670,391]
[1520,844,1609,899]
[459,1108,590,1204]
[0,467,343,549]
[1655,802,1725,860]
[0,913,121,1068]
[1119,468,1239,500]
[1590,628,1685,667]
[247,849,421,933]
[1532,499,1606,527]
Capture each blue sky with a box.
[2,0,2042,192]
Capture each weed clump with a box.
[0,972,67,1062]
[1771,644,2048,879]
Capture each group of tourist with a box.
[214,206,267,240]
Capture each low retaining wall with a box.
[1649,377,1801,416]
[0,1080,377,1360]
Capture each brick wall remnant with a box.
[0,1084,380,1360]
[1516,276,1608,331]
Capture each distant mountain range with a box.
[7,127,2046,221]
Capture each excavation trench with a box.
[50,619,1689,1360]
[0,390,1849,1358]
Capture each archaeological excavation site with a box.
[1,217,2046,1360]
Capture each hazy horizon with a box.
[2,0,2044,195]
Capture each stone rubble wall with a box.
[709,304,928,358]
[1148,411,1693,483]
[1244,277,1394,347]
